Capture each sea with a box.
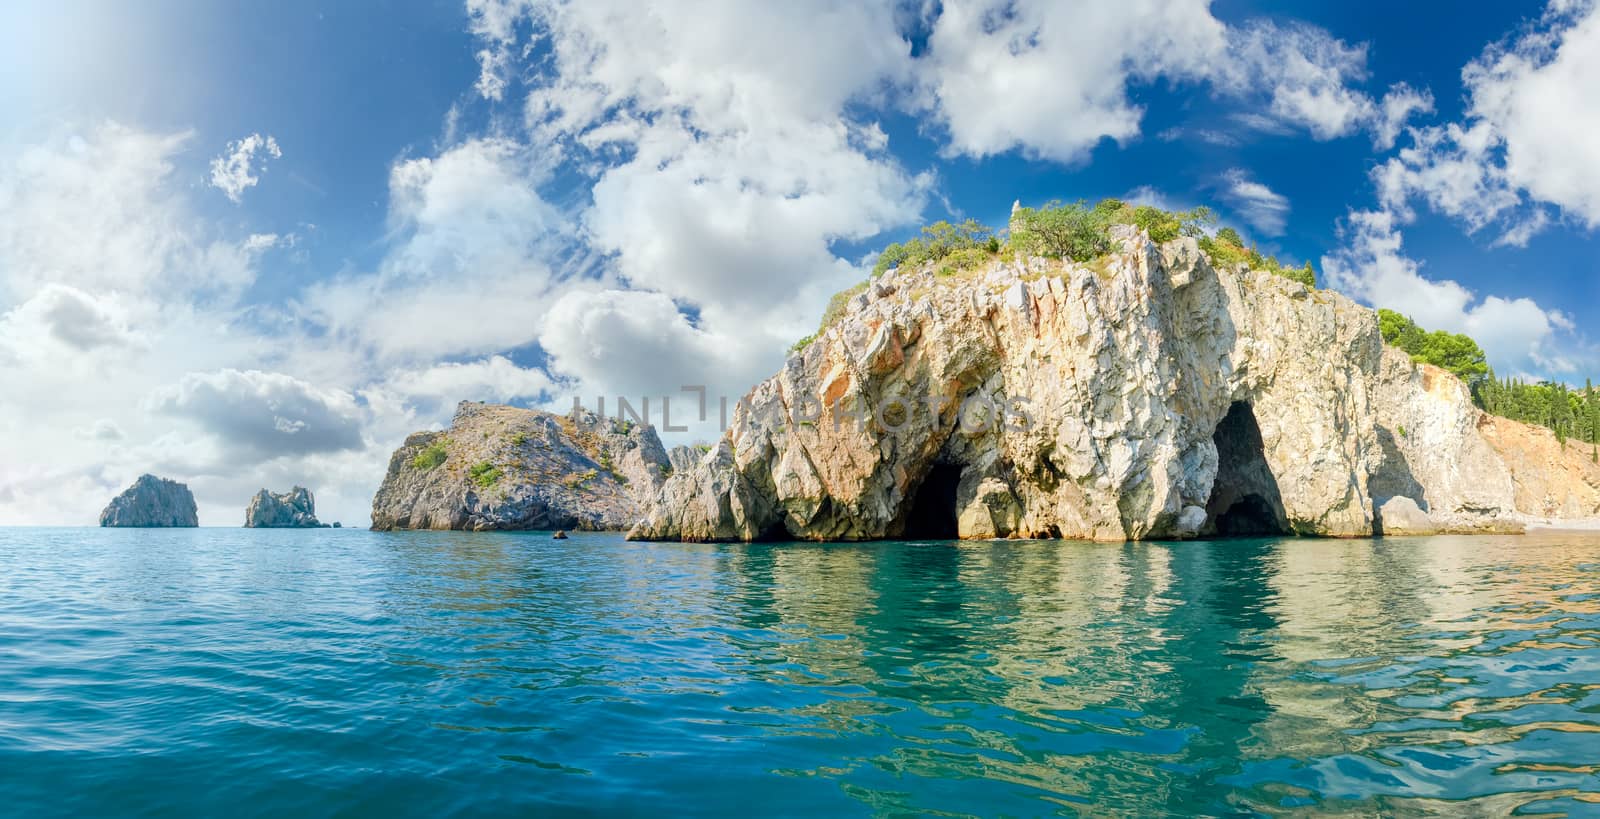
[2,527,1598,817]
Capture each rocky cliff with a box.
[244,486,325,528]
[100,474,199,527]
[371,401,670,531]
[632,227,1600,542]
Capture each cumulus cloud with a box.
[1322,210,1574,375]
[386,355,555,404]
[539,288,773,438]
[919,0,1227,162]
[151,369,365,462]
[1376,1,1600,245]
[1219,169,1291,236]
[0,284,142,365]
[0,123,258,299]
[208,133,281,203]
[301,138,568,361]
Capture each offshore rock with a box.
[371,401,670,531]
[632,227,1599,542]
[244,486,324,528]
[99,474,199,527]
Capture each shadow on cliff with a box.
[1367,426,1428,536]
[1206,402,1291,537]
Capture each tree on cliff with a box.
[1378,309,1488,384]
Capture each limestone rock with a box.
[630,226,1591,542]
[244,487,324,528]
[371,401,670,531]
[99,475,198,527]
[1375,496,1437,536]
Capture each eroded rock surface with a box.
[632,227,1599,542]
[371,402,670,531]
[100,475,199,527]
[244,487,324,528]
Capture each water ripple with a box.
[1,528,1599,816]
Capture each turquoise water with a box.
[2,529,1599,817]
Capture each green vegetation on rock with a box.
[1380,309,1600,446]
[1379,309,1488,383]
[411,441,449,471]
[468,461,503,489]
[800,196,1323,351]
[873,219,994,276]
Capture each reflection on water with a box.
[1,528,1598,816]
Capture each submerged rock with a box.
[631,226,1600,542]
[244,487,324,528]
[370,401,671,532]
[99,475,199,528]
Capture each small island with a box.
[244,487,328,528]
[99,475,199,528]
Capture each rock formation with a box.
[244,486,325,528]
[371,401,671,531]
[631,227,1600,542]
[99,475,199,527]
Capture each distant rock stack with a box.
[244,487,325,528]
[99,475,199,527]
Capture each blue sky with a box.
[1,0,1597,525]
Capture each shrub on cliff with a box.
[873,219,994,276]
[1008,200,1114,262]
[469,461,503,489]
[411,441,448,471]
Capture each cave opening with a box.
[1206,401,1291,537]
[903,463,963,540]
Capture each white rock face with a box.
[631,229,1597,542]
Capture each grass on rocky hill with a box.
[792,198,1314,353]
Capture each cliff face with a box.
[371,401,670,531]
[100,475,199,527]
[632,228,1600,542]
[244,487,324,528]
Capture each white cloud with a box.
[919,0,1227,163]
[539,288,773,439]
[0,284,143,365]
[73,419,125,442]
[150,368,365,463]
[1372,83,1435,151]
[1376,1,1600,243]
[386,355,555,404]
[0,123,258,300]
[1468,1,1600,226]
[1222,21,1376,140]
[463,0,933,419]
[208,133,281,203]
[300,138,568,362]
[1322,210,1574,375]
[1219,169,1291,236]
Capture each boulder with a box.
[100,475,198,527]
